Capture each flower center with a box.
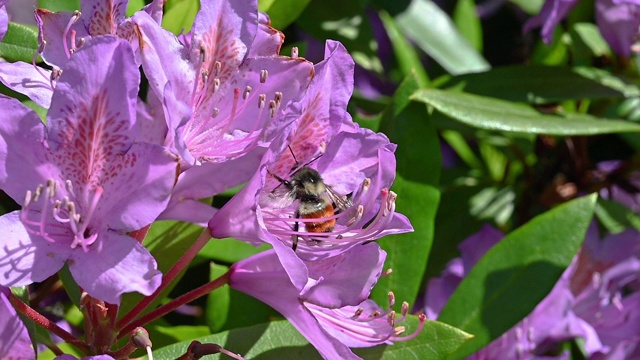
[21,179,103,252]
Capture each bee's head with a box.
[291,167,326,198]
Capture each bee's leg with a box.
[292,211,300,251]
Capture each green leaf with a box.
[379,11,429,86]
[438,194,597,358]
[595,198,640,234]
[441,65,627,104]
[372,72,441,305]
[58,264,82,307]
[0,23,39,63]
[148,317,470,360]
[198,237,269,264]
[206,263,231,333]
[259,0,311,29]
[509,0,543,14]
[38,0,80,11]
[153,325,211,342]
[412,88,640,135]
[453,0,482,52]
[395,0,489,75]
[126,0,146,16]
[571,23,610,59]
[162,0,199,35]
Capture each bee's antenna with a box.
[287,145,299,165]
[267,169,289,191]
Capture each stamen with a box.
[388,292,395,308]
[211,108,219,118]
[352,308,364,320]
[258,94,266,109]
[291,47,299,58]
[260,69,268,83]
[387,311,396,326]
[200,45,206,63]
[243,86,252,100]
[62,11,82,59]
[274,92,283,104]
[269,100,277,118]
[213,61,221,76]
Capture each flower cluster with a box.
[0,0,416,358]
[425,224,640,359]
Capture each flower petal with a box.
[0,211,69,288]
[0,61,53,108]
[93,142,177,231]
[0,290,35,360]
[35,9,91,67]
[230,250,361,360]
[80,0,127,36]
[302,244,386,308]
[69,231,161,304]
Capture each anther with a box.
[394,326,406,336]
[371,310,381,318]
[388,311,396,326]
[33,184,44,202]
[260,69,268,83]
[24,191,32,207]
[352,308,364,320]
[213,61,221,76]
[382,268,393,277]
[292,47,299,58]
[200,45,206,63]
[388,292,395,308]
[269,100,277,118]
[258,94,266,109]
[212,108,219,118]
[213,78,220,93]
[201,70,209,85]
[243,86,252,100]
[274,92,283,104]
[401,302,409,317]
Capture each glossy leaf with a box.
[259,0,311,29]
[0,23,39,63]
[198,237,269,264]
[147,316,471,360]
[438,194,597,358]
[453,0,482,52]
[412,88,640,135]
[379,11,429,87]
[38,0,79,12]
[371,72,441,305]
[206,263,230,333]
[162,0,199,35]
[441,65,628,103]
[395,0,489,75]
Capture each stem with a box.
[118,271,231,338]
[107,342,136,360]
[116,229,212,330]
[10,293,91,354]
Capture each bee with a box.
[267,150,352,251]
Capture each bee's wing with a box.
[325,185,353,211]
[260,186,297,209]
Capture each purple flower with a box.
[133,0,313,166]
[0,0,7,41]
[0,37,178,305]
[209,40,411,288]
[0,287,35,360]
[525,0,640,56]
[569,226,640,358]
[131,0,314,224]
[35,0,164,68]
[229,247,424,360]
[523,0,578,44]
[427,223,640,358]
[596,0,640,57]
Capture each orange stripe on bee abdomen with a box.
[302,205,336,232]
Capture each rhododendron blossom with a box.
[0,38,177,305]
